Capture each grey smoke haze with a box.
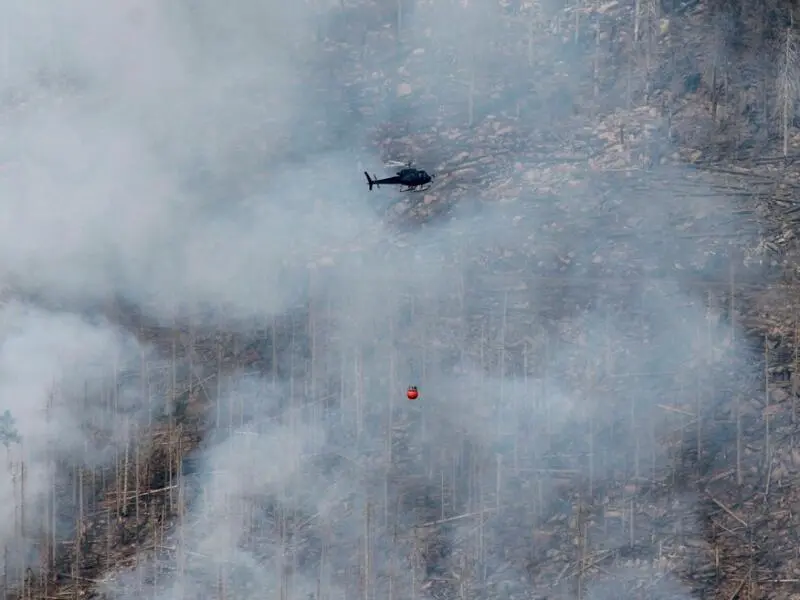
[0,300,153,572]
[0,0,763,599]
[0,0,374,320]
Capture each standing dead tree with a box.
[776,14,799,158]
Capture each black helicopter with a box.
[364,161,435,192]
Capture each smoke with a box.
[0,0,373,322]
[0,300,151,571]
[0,0,766,599]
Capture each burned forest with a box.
[2,0,800,599]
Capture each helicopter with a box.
[364,161,435,192]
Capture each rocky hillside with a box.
[5,1,800,600]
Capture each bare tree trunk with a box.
[765,337,772,474]
[782,25,796,157]
[363,502,371,600]
[593,15,601,114]
[644,0,659,94]
[627,0,642,108]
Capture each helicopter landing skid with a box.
[400,184,432,193]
